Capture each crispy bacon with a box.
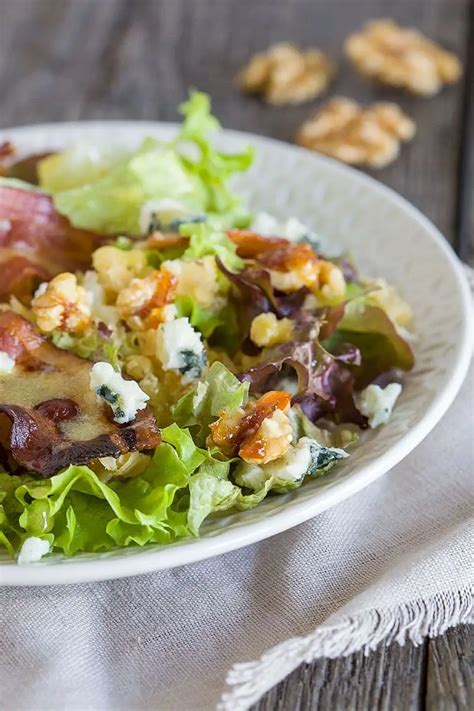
[0,312,160,477]
[227,229,319,278]
[226,229,288,258]
[258,242,318,271]
[0,185,104,301]
[0,253,50,303]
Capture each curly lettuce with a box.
[0,425,230,556]
[38,91,253,234]
[173,361,249,445]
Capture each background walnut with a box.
[238,42,334,105]
[295,97,416,168]
[345,19,461,96]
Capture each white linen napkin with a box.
[1,277,473,711]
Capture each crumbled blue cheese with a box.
[0,351,15,374]
[161,303,178,322]
[357,383,402,428]
[17,537,51,564]
[155,317,206,382]
[139,198,204,234]
[234,461,269,491]
[252,211,319,245]
[82,270,119,326]
[264,436,315,482]
[90,362,149,424]
[234,436,349,490]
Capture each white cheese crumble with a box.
[252,211,318,243]
[161,259,182,277]
[264,436,315,482]
[0,351,15,374]
[357,383,402,428]
[140,198,190,234]
[82,270,119,326]
[155,317,206,382]
[234,437,349,491]
[17,537,51,565]
[234,462,269,491]
[161,303,178,322]
[90,362,149,424]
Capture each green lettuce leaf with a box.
[38,91,253,234]
[38,142,129,193]
[188,474,238,535]
[51,327,122,370]
[0,424,233,557]
[289,406,358,449]
[180,221,244,271]
[322,301,414,387]
[174,295,224,339]
[172,361,249,445]
[49,141,204,234]
[177,92,254,220]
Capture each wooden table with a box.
[0,1,472,707]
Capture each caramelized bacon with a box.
[0,253,50,303]
[226,229,288,258]
[0,185,104,301]
[0,312,160,477]
[258,242,318,272]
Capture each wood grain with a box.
[0,0,472,706]
[426,625,474,711]
[254,639,428,711]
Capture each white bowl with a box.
[0,122,472,586]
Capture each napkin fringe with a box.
[219,586,474,711]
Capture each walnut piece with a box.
[295,97,416,168]
[208,391,292,464]
[32,272,91,334]
[116,269,176,330]
[345,19,461,96]
[238,42,334,105]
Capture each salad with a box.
[0,93,414,564]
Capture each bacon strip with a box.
[0,312,160,477]
[226,229,288,258]
[0,253,50,303]
[0,185,104,301]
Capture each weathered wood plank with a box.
[455,0,474,264]
[426,625,474,710]
[0,0,468,246]
[254,639,427,711]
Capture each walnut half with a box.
[238,42,334,105]
[295,97,416,168]
[345,19,462,96]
